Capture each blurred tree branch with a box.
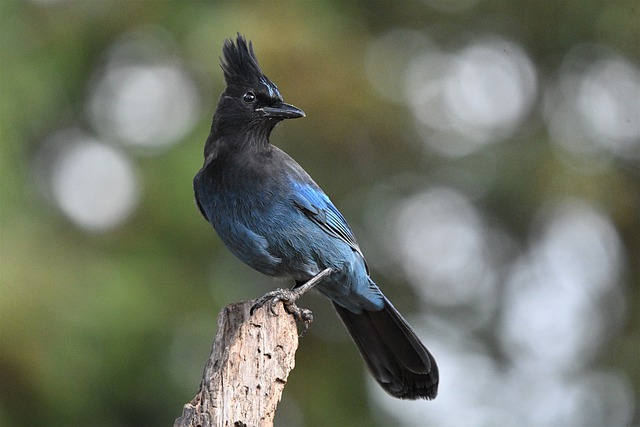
[174,300,299,427]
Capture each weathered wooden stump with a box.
[174,300,299,427]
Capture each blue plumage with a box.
[194,145,382,313]
[194,35,438,399]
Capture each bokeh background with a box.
[1,1,638,426]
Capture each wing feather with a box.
[291,183,366,263]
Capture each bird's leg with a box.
[251,268,332,331]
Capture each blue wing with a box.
[291,182,366,264]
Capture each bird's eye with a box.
[243,92,256,103]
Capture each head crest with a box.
[220,34,266,87]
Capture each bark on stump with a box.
[174,300,299,427]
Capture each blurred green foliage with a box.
[1,1,638,426]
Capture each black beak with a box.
[259,102,305,119]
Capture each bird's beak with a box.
[259,102,305,120]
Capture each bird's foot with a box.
[251,268,332,335]
[251,288,315,323]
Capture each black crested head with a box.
[220,34,280,98]
[205,34,304,155]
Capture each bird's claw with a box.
[250,268,332,336]
[250,288,295,316]
[250,289,313,336]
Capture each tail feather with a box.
[333,297,439,399]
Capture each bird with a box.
[193,34,438,400]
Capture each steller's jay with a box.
[193,34,438,400]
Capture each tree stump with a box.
[174,300,299,427]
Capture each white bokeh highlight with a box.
[403,36,537,156]
[544,44,640,163]
[500,199,626,372]
[391,187,499,310]
[88,28,200,152]
[41,130,140,232]
[445,41,537,134]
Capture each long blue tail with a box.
[332,297,439,399]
